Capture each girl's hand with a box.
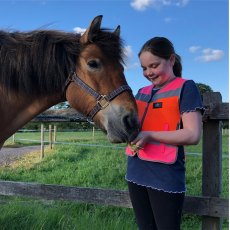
[130,131,152,149]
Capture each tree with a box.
[196,82,213,98]
[196,82,229,130]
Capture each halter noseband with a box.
[64,72,132,121]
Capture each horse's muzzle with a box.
[105,110,140,143]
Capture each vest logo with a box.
[153,102,163,108]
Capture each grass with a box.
[1,130,229,229]
[0,198,135,230]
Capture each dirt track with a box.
[0,146,40,165]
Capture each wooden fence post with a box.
[49,124,52,149]
[40,124,44,159]
[202,92,223,230]
[53,125,57,145]
[92,126,95,140]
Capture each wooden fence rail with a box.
[0,92,229,230]
[0,180,228,218]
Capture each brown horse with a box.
[0,15,139,148]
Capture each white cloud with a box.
[124,45,134,58]
[189,45,224,62]
[130,0,154,11]
[189,46,201,53]
[130,0,189,10]
[196,48,224,62]
[123,45,140,70]
[162,0,190,6]
[73,27,86,35]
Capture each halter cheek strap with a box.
[64,72,132,121]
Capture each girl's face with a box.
[139,51,175,88]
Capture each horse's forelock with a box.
[90,28,125,64]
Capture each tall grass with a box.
[1,130,229,229]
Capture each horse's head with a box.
[65,15,139,143]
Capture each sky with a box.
[0,0,229,102]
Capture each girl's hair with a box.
[138,37,182,77]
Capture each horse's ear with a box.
[80,15,103,44]
[114,25,120,37]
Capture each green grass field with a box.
[1,129,229,230]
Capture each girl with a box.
[125,37,204,230]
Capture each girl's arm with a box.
[131,111,203,147]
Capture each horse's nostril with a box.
[122,114,132,129]
[122,112,139,133]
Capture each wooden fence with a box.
[0,92,229,230]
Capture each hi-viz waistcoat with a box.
[126,78,187,164]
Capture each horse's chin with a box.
[107,133,126,144]
[106,127,139,143]
[94,120,139,143]
[102,120,139,144]
[94,124,128,143]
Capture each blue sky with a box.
[0,0,229,102]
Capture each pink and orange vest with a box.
[126,78,187,164]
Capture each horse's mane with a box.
[0,28,124,96]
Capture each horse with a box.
[0,15,139,149]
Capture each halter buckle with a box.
[97,95,109,109]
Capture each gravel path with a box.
[0,146,40,165]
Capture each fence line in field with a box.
[11,125,229,160]
[12,138,229,159]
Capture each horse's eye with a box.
[88,60,100,69]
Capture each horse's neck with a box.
[0,91,64,144]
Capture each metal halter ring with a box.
[97,95,110,109]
